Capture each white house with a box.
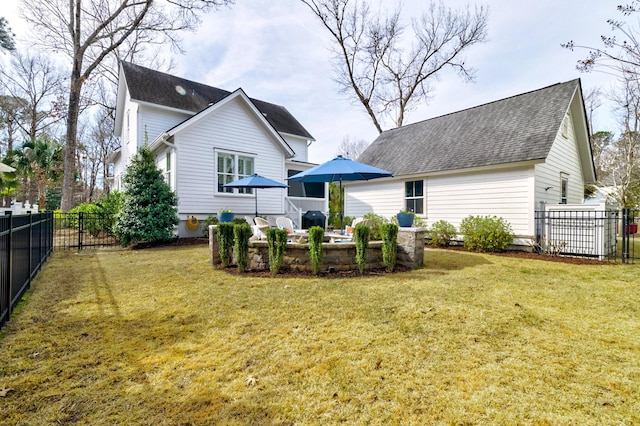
[347,79,596,243]
[109,62,327,236]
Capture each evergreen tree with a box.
[114,146,178,246]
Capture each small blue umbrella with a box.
[223,174,288,217]
[287,155,393,228]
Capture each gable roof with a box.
[358,79,586,176]
[120,61,314,140]
[156,88,295,158]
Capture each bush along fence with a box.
[209,224,426,274]
[53,211,119,250]
[1,212,53,329]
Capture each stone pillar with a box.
[397,227,427,269]
[209,225,220,266]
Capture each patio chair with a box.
[276,216,298,234]
[253,216,270,240]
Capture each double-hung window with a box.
[165,151,172,189]
[405,180,424,214]
[216,151,254,194]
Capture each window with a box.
[405,180,424,214]
[287,169,325,198]
[165,151,172,188]
[560,174,568,204]
[216,151,254,194]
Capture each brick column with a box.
[397,227,427,269]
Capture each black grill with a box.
[302,210,325,229]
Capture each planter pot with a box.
[397,213,414,227]
[217,212,235,223]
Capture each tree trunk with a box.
[60,75,82,211]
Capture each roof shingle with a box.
[121,61,314,140]
[358,80,580,176]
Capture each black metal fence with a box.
[535,208,637,263]
[1,212,53,329]
[53,212,120,250]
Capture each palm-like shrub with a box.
[380,223,398,272]
[266,228,288,275]
[354,223,370,274]
[234,222,252,272]
[217,222,235,267]
[308,226,324,275]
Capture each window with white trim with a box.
[405,180,424,214]
[216,151,254,194]
[560,173,569,204]
[165,151,172,189]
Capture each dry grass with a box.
[1,246,639,425]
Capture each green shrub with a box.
[380,223,398,272]
[266,228,288,275]
[428,220,457,247]
[459,215,514,252]
[217,222,235,267]
[114,146,178,246]
[68,203,102,236]
[234,222,252,272]
[363,212,389,240]
[202,215,219,236]
[232,217,247,225]
[354,223,370,274]
[308,226,324,275]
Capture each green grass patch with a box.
[0,247,639,424]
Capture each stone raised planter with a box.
[209,225,427,273]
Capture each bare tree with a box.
[607,76,640,207]
[562,2,640,76]
[0,52,66,143]
[300,0,488,133]
[20,0,233,211]
[335,135,369,159]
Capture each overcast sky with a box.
[2,0,626,163]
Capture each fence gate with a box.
[54,212,120,251]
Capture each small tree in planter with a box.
[266,228,288,275]
[354,223,370,274]
[217,222,235,267]
[308,226,324,275]
[380,223,398,272]
[234,222,252,272]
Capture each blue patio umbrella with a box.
[287,155,393,229]
[223,173,288,217]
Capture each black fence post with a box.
[5,210,12,320]
[78,211,83,252]
[621,208,629,264]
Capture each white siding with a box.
[426,168,533,235]
[283,135,309,162]
[535,112,585,207]
[138,105,190,147]
[347,166,534,236]
[174,97,287,216]
[347,179,404,217]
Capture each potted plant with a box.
[217,209,234,223]
[396,210,415,227]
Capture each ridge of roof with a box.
[120,61,314,140]
[358,79,581,176]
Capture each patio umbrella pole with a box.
[339,176,343,231]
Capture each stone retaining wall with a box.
[209,225,427,273]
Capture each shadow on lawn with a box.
[424,248,492,271]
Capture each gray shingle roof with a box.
[358,80,580,176]
[121,61,314,140]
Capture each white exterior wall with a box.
[174,97,287,216]
[138,105,190,148]
[534,112,585,207]
[283,135,309,162]
[346,166,535,236]
[425,167,534,236]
